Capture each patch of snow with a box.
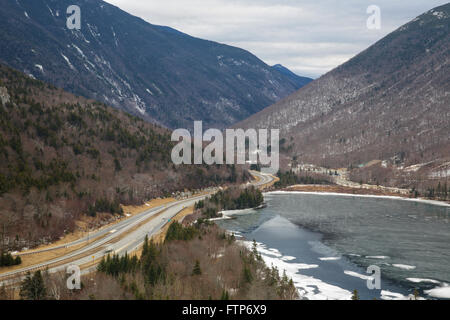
[281,256,296,261]
[380,290,410,300]
[34,64,44,73]
[424,284,450,299]
[61,53,76,71]
[87,23,101,39]
[111,27,119,47]
[406,278,440,284]
[432,11,445,19]
[429,169,450,179]
[152,83,163,95]
[392,264,416,271]
[266,191,450,207]
[404,162,429,172]
[47,5,54,17]
[344,270,373,281]
[319,257,341,261]
[72,44,86,58]
[347,253,361,257]
[240,240,351,300]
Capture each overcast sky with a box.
[105,0,448,78]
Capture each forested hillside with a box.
[0,64,248,249]
[237,4,450,190]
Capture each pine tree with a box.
[221,289,230,300]
[413,288,419,300]
[142,235,149,256]
[19,271,47,300]
[351,289,359,300]
[243,265,253,284]
[192,260,202,276]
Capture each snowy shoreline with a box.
[218,194,450,300]
[208,204,266,221]
[266,190,450,207]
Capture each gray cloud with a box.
[105,0,449,78]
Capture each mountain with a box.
[237,4,450,187]
[0,0,308,130]
[271,64,313,89]
[0,63,248,248]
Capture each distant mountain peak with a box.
[271,64,313,89]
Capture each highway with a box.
[0,171,275,285]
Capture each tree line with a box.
[195,186,264,218]
[0,251,21,267]
[274,170,333,188]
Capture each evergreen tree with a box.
[243,265,253,284]
[19,271,47,300]
[221,289,230,300]
[192,260,202,276]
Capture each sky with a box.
[105,0,448,78]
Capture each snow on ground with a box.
[61,53,76,71]
[34,64,44,73]
[209,208,257,221]
[366,256,389,260]
[392,264,416,271]
[344,270,373,281]
[406,278,440,284]
[380,290,413,300]
[47,5,54,17]
[72,44,86,59]
[319,257,341,261]
[425,284,450,299]
[267,191,450,207]
[404,162,429,172]
[432,11,446,19]
[239,240,352,300]
[281,256,297,261]
[429,168,450,179]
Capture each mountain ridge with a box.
[0,62,247,247]
[236,3,450,188]
[271,64,313,88]
[0,0,309,130]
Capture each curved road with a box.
[0,171,275,285]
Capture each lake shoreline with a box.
[216,193,450,300]
[268,185,450,207]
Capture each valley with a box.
[0,0,448,303]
